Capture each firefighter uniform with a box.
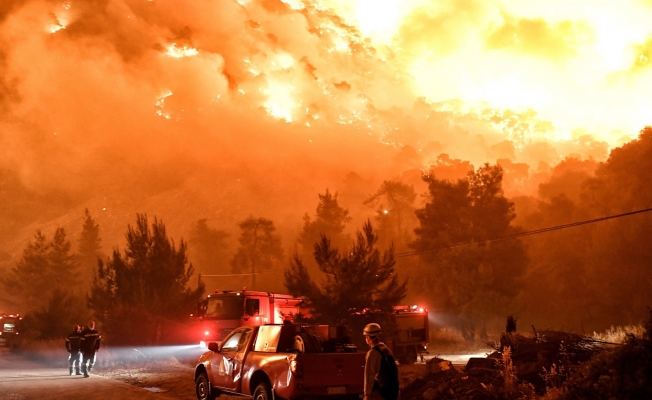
[65,326,83,375]
[364,344,385,400]
[80,323,101,377]
[363,323,385,400]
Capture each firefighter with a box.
[362,323,399,400]
[65,325,83,375]
[80,321,101,378]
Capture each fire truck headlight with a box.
[411,305,418,310]
[419,308,424,313]
[200,341,207,348]
[204,330,210,336]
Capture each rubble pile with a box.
[400,358,513,400]
[400,331,613,399]
[494,330,613,392]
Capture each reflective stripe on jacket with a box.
[66,331,82,353]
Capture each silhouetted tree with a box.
[521,127,652,330]
[78,208,103,287]
[285,220,407,344]
[188,218,230,274]
[411,163,527,340]
[298,189,351,257]
[88,214,203,345]
[364,180,417,250]
[2,228,79,311]
[24,288,89,340]
[231,217,284,290]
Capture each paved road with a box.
[0,348,178,400]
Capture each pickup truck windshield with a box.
[204,296,244,319]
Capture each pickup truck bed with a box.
[195,324,366,400]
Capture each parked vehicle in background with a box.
[192,289,430,364]
[193,289,308,347]
[0,314,22,347]
[194,323,365,400]
[388,305,429,365]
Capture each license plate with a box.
[327,387,346,395]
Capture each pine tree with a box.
[78,208,103,286]
[230,217,284,290]
[2,228,79,311]
[188,218,230,274]
[298,189,351,257]
[285,220,407,343]
[88,214,204,345]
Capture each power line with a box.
[395,206,652,259]
[198,270,285,278]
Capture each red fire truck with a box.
[193,289,429,364]
[389,305,429,364]
[194,289,307,347]
[0,313,22,347]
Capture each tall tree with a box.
[230,217,284,290]
[285,220,407,345]
[78,208,103,286]
[24,288,90,340]
[2,228,79,311]
[188,218,230,274]
[298,189,351,257]
[364,180,417,250]
[88,214,203,345]
[411,164,527,340]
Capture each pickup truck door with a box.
[210,327,253,392]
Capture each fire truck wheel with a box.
[253,381,272,400]
[196,372,217,400]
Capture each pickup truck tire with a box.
[195,372,217,400]
[253,381,272,400]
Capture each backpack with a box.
[373,345,400,400]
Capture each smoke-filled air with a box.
[2,0,652,336]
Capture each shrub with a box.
[558,309,652,399]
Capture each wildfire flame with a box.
[165,44,199,58]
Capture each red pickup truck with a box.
[194,324,366,400]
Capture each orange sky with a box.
[0,0,650,252]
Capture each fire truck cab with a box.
[195,290,305,347]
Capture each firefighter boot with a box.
[75,367,81,375]
[69,366,73,375]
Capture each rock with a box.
[421,387,438,400]
[427,360,455,374]
[466,368,501,380]
[465,357,500,371]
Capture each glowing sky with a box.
[333,0,652,143]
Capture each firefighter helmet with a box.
[363,323,382,336]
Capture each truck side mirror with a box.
[197,300,208,317]
[208,342,220,352]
